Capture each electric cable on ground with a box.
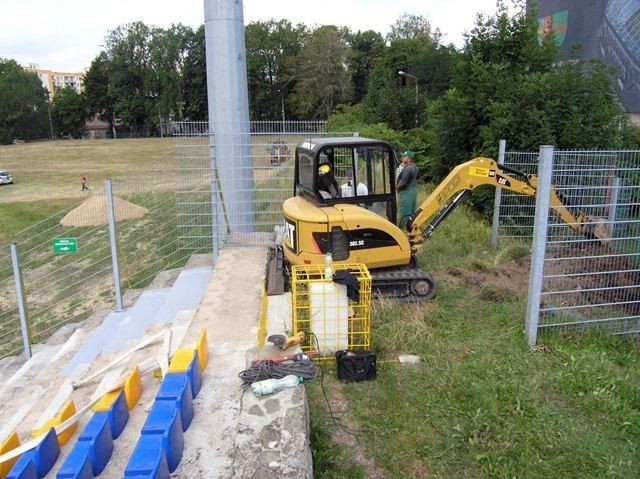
[238,358,317,385]
[308,332,367,437]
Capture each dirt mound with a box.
[439,256,531,302]
[545,243,640,315]
[60,194,148,227]
[440,245,639,316]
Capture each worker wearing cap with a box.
[317,163,340,198]
[396,150,419,229]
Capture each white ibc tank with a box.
[310,281,349,355]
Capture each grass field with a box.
[0,138,174,244]
[1,138,638,478]
[309,208,640,478]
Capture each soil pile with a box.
[545,243,640,315]
[438,256,531,303]
[60,194,148,227]
[440,244,640,316]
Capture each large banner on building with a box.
[533,0,640,113]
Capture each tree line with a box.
[1,1,639,188]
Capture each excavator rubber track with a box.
[371,268,436,303]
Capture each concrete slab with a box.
[61,289,169,375]
[174,247,267,478]
[152,267,213,325]
[266,292,292,337]
[173,247,312,479]
[62,266,212,376]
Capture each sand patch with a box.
[60,194,148,227]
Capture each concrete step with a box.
[152,267,213,326]
[61,288,171,376]
[0,266,212,478]
[0,355,24,389]
[0,249,312,479]
[62,266,212,376]
[45,311,198,479]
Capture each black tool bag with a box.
[335,350,377,382]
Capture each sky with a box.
[0,0,509,73]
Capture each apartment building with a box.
[24,63,84,101]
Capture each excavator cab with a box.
[293,137,398,222]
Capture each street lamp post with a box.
[150,65,163,137]
[398,70,418,127]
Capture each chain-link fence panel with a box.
[110,151,200,294]
[0,121,335,360]
[0,246,21,358]
[539,150,640,335]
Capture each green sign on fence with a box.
[53,237,78,254]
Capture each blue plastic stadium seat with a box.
[140,400,184,472]
[8,427,59,479]
[156,373,194,431]
[123,435,169,479]
[6,457,38,479]
[55,448,92,479]
[186,351,202,398]
[104,390,129,439]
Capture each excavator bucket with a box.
[578,214,612,245]
[593,220,612,243]
[549,193,612,246]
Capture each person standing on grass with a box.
[396,150,419,229]
[81,175,89,191]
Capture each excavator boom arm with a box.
[405,157,610,247]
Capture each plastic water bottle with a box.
[324,252,334,280]
[251,375,303,396]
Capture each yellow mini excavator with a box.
[268,136,610,302]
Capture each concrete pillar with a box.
[204,0,255,243]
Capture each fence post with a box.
[608,176,621,232]
[209,136,221,261]
[525,145,554,346]
[491,139,507,248]
[106,179,124,312]
[10,243,32,359]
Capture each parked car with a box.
[0,170,13,185]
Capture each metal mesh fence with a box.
[171,120,339,251]
[0,248,18,356]
[0,150,196,360]
[496,148,640,337]
[494,151,539,240]
[111,152,202,293]
[0,201,114,358]
[0,121,331,361]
